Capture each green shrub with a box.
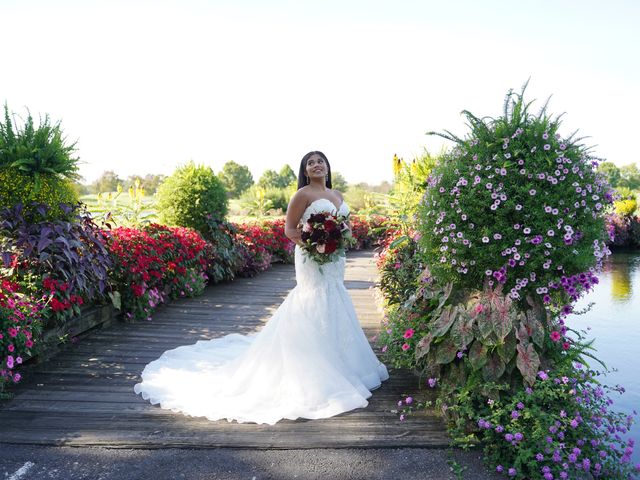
[156,161,228,233]
[0,169,78,219]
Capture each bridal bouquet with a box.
[300,211,355,265]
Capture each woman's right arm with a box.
[285,191,307,246]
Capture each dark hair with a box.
[297,151,332,190]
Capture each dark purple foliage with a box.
[0,202,112,300]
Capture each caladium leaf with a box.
[515,323,530,346]
[482,354,506,382]
[435,338,458,364]
[450,314,475,350]
[491,302,513,341]
[430,306,458,337]
[477,311,494,339]
[415,333,434,361]
[498,331,517,364]
[468,340,488,370]
[516,342,540,386]
[524,309,545,348]
[438,282,454,308]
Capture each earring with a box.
[306,176,309,184]
[325,174,328,183]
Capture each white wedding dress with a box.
[133,199,389,425]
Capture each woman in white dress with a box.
[133,151,389,425]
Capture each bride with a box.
[133,151,389,425]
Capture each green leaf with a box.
[389,235,409,249]
[498,331,517,364]
[435,339,458,365]
[468,340,488,370]
[482,354,506,382]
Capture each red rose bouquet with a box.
[299,211,355,265]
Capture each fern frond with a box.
[426,130,464,144]
[536,95,552,119]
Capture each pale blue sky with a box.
[2,0,639,184]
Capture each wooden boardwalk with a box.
[0,250,448,449]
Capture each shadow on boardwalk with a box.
[0,250,448,449]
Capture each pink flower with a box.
[550,331,562,342]
[474,304,484,315]
[316,243,326,254]
[401,343,410,351]
[403,328,415,339]
[405,396,413,405]
[13,373,21,383]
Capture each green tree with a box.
[257,169,281,189]
[92,170,121,193]
[142,174,167,195]
[618,163,640,190]
[277,164,296,188]
[330,171,348,192]
[598,162,621,188]
[218,160,254,197]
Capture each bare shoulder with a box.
[289,186,311,207]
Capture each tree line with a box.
[597,162,640,191]
[78,161,349,198]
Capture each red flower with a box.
[42,278,57,291]
[324,239,338,254]
[324,220,337,231]
[131,284,145,297]
[50,298,66,312]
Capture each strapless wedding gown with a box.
[133,199,389,425]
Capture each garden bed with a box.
[28,303,117,363]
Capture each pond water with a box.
[568,251,640,464]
